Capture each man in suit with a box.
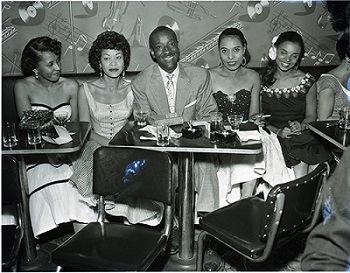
[132,25,219,214]
[132,26,218,123]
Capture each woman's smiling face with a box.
[275,41,301,72]
[36,51,61,82]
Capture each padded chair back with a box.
[260,163,328,249]
[93,147,173,205]
[2,155,22,205]
[2,155,24,271]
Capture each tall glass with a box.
[209,112,223,143]
[2,122,18,147]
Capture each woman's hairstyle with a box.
[89,31,131,73]
[218,28,251,64]
[325,0,350,32]
[336,32,350,60]
[20,36,61,76]
[262,31,305,87]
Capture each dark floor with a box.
[17,222,306,272]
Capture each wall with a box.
[1,0,342,76]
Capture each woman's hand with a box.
[276,127,293,138]
[250,113,267,127]
[288,120,302,135]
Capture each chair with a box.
[51,146,174,271]
[196,162,329,271]
[2,155,24,272]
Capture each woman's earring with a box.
[33,70,39,79]
[122,70,125,80]
[100,67,103,78]
[242,57,247,66]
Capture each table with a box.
[309,121,349,151]
[2,121,91,269]
[110,121,262,267]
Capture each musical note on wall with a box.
[64,34,88,56]
[267,10,339,65]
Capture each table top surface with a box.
[2,122,91,155]
[309,121,349,151]
[110,121,262,154]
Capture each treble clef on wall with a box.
[101,1,128,32]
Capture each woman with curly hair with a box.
[79,30,133,145]
[261,31,332,178]
[14,36,97,238]
[72,31,164,227]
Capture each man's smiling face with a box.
[150,28,179,73]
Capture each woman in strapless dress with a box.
[14,36,97,237]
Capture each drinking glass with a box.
[133,103,150,127]
[156,124,170,146]
[228,114,244,132]
[54,111,69,126]
[209,112,223,143]
[27,121,42,145]
[2,122,18,147]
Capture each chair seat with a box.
[200,196,267,259]
[52,222,167,271]
[2,225,23,269]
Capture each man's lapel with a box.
[149,65,169,114]
[176,64,192,115]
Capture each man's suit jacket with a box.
[132,62,218,122]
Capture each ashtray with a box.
[182,126,203,139]
[214,130,237,142]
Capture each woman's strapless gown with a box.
[27,103,97,237]
[262,73,332,168]
[213,90,264,207]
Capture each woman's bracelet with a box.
[276,129,282,136]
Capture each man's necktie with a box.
[166,74,175,113]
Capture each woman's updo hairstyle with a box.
[20,36,61,76]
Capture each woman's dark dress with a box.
[213,89,251,121]
[261,73,332,168]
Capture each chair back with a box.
[2,155,24,271]
[93,147,173,204]
[259,163,328,252]
[2,155,22,206]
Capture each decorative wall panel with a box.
[2,1,341,76]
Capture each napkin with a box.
[42,125,72,145]
[139,125,182,140]
[236,130,261,142]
